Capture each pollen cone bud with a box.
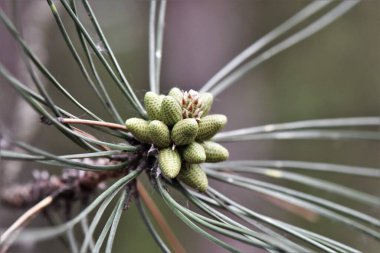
[202,141,229,162]
[178,163,208,192]
[182,142,206,163]
[160,96,182,127]
[171,118,198,145]
[144,92,163,120]
[125,118,151,144]
[168,87,183,103]
[196,114,227,141]
[158,148,181,178]
[148,120,171,148]
[199,92,213,116]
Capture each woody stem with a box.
[0,195,55,252]
[58,118,127,131]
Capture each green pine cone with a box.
[125,118,151,144]
[168,87,183,103]
[148,120,171,148]
[144,91,163,120]
[195,114,227,141]
[171,118,198,145]
[202,141,229,162]
[199,92,213,116]
[158,148,181,178]
[178,163,208,192]
[160,96,183,127]
[182,142,206,163]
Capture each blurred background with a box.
[1,0,379,252]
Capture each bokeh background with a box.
[1,0,379,252]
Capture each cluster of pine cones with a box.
[125,88,229,192]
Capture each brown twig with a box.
[0,195,54,252]
[137,180,187,253]
[58,118,127,131]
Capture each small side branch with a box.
[0,195,54,252]
[58,118,127,131]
